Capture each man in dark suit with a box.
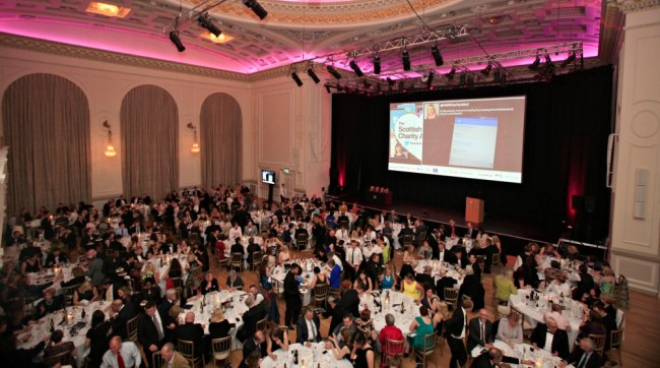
[471,347,504,368]
[138,301,167,367]
[435,269,457,301]
[560,337,601,368]
[329,283,360,335]
[467,309,494,352]
[464,222,477,238]
[175,312,205,359]
[297,308,321,345]
[284,264,302,329]
[445,298,472,368]
[109,299,135,339]
[469,254,482,280]
[238,295,266,342]
[242,330,267,359]
[531,318,570,360]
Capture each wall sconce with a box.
[187,122,200,153]
[102,120,117,157]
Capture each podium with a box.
[465,197,484,225]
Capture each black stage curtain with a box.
[330,66,613,242]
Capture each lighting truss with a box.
[163,0,229,33]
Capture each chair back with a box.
[127,315,139,342]
[402,234,414,247]
[272,278,283,299]
[251,251,264,270]
[314,283,329,301]
[610,328,624,349]
[256,316,268,332]
[444,287,459,308]
[295,232,309,249]
[211,336,232,362]
[418,333,435,353]
[44,349,73,367]
[151,351,163,368]
[589,333,607,356]
[177,339,204,367]
[384,338,405,359]
[492,253,501,266]
[62,283,81,308]
[476,255,486,270]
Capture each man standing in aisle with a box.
[446,299,473,368]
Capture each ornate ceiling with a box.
[0,0,635,78]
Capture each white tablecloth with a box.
[183,290,247,350]
[16,301,109,366]
[469,341,574,368]
[414,260,465,289]
[359,291,420,339]
[509,289,585,347]
[260,342,353,368]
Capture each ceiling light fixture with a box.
[242,0,268,20]
[349,60,364,77]
[86,2,131,18]
[307,68,320,84]
[402,49,411,71]
[327,65,342,80]
[291,72,303,87]
[197,13,221,37]
[529,54,541,71]
[169,30,185,52]
[560,53,576,68]
[325,84,332,93]
[426,71,435,89]
[481,61,493,76]
[446,65,456,81]
[431,44,444,66]
[373,55,381,75]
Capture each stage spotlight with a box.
[169,30,185,52]
[398,80,405,92]
[291,72,303,87]
[426,71,435,89]
[493,68,502,83]
[327,65,342,80]
[402,49,411,71]
[459,72,466,86]
[373,55,381,74]
[446,65,456,81]
[529,55,541,71]
[430,45,444,66]
[325,84,332,93]
[349,60,364,77]
[560,53,576,68]
[242,0,268,20]
[386,77,394,92]
[197,13,221,37]
[307,68,320,84]
[481,62,493,76]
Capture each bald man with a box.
[531,317,570,360]
[100,336,141,368]
[175,311,206,359]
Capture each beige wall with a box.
[0,46,331,211]
[610,7,660,296]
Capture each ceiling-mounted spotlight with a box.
[402,49,411,71]
[529,54,541,71]
[398,80,405,92]
[349,60,364,77]
[386,77,394,92]
[327,65,342,80]
[446,65,456,81]
[325,84,332,93]
[481,61,493,77]
[493,68,502,83]
[560,53,576,68]
[426,71,435,89]
[373,55,381,75]
[169,30,185,52]
[197,13,221,37]
[459,72,466,86]
[307,68,320,84]
[242,0,268,20]
[430,44,444,66]
[291,72,303,87]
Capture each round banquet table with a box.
[509,288,585,348]
[16,300,110,366]
[359,290,420,339]
[470,340,575,368]
[182,290,247,350]
[414,260,465,289]
[260,342,354,368]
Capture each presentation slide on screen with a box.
[388,96,526,183]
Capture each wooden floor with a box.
[208,249,658,367]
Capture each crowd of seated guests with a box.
[368,186,391,194]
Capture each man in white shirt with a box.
[101,336,141,368]
[248,284,264,305]
[335,225,350,243]
[545,273,572,297]
[345,240,363,281]
[228,222,243,242]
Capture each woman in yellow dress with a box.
[400,272,424,301]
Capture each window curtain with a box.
[200,93,242,188]
[1,73,91,214]
[120,85,178,200]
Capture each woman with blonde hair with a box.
[73,281,99,305]
[494,269,518,305]
[278,245,291,265]
[141,261,160,283]
[599,267,616,294]
[209,308,235,339]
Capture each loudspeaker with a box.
[584,196,595,213]
[571,195,584,211]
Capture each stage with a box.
[327,192,582,257]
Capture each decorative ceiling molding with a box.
[0,33,295,82]
[606,0,660,13]
[190,0,451,25]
